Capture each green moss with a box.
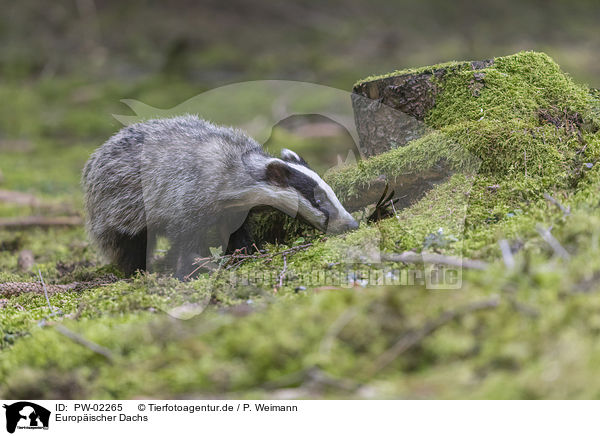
[324,129,479,201]
[353,59,468,88]
[4,245,600,399]
[3,52,600,399]
[245,208,319,248]
[427,52,598,128]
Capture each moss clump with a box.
[324,129,480,201]
[244,208,319,248]
[427,52,598,129]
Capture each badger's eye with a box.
[314,190,327,207]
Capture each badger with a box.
[82,115,358,279]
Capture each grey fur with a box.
[82,115,357,278]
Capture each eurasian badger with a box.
[82,115,358,278]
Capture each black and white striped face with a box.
[264,149,358,234]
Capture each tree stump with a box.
[327,59,494,213]
[351,59,493,157]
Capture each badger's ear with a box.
[265,159,290,187]
[281,148,301,162]
[280,148,308,166]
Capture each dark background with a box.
[3,0,600,87]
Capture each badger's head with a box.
[260,148,358,234]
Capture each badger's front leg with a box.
[226,221,253,253]
[174,250,201,280]
[217,210,253,254]
[167,227,209,280]
[219,216,253,254]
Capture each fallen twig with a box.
[192,242,313,272]
[183,258,217,280]
[370,296,500,375]
[499,239,515,269]
[0,216,82,229]
[1,282,77,297]
[381,251,488,270]
[536,224,570,260]
[262,365,360,395]
[36,269,114,361]
[276,254,288,291]
[0,190,76,215]
[508,297,539,318]
[0,189,40,207]
[54,324,114,361]
[544,193,570,216]
[39,269,55,315]
[0,275,119,298]
[318,307,359,357]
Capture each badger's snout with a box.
[347,218,359,230]
[326,214,359,234]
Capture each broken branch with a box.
[0,275,119,298]
[381,251,488,270]
[0,216,82,229]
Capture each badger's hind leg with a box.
[111,229,151,276]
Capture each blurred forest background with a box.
[4,0,600,86]
[2,0,600,399]
[2,0,600,202]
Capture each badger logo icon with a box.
[3,402,50,433]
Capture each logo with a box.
[3,402,50,434]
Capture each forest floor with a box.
[1,52,600,399]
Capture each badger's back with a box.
[82,115,263,269]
